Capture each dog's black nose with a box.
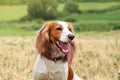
[68,34,75,40]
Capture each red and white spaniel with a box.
[34,21,81,80]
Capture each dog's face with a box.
[36,21,76,64]
[50,21,75,53]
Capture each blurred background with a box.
[0,0,120,80]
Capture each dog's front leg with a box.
[61,71,68,80]
[61,64,68,80]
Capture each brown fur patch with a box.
[67,64,74,80]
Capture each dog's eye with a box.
[69,28,72,31]
[56,27,62,31]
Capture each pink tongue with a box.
[59,42,72,64]
[67,50,72,64]
[59,42,70,53]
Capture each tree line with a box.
[0,0,120,5]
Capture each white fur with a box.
[34,54,82,80]
[34,54,68,80]
[74,73,82,80]
[57,21,73,42]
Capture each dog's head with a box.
[36,21,76,64]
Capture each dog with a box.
[34,21,81,80]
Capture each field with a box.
[0,5,27,21]
[58,2,120,11]
[62,10,120,21]
[0,32,120,80]
[0,2,120,21]
[0,22,36,36]
[0,1,120,80]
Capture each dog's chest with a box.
[35,72,63,80]
[34,54,68,80]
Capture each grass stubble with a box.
[0,32,120,80]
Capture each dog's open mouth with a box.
[55,40,72,64]
[55,40,71,54]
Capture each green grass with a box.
[0,2,120,36]
[0,22,36,36]
[78,2,120,11]
[0,5,27,21]
[62,10,120,21]
[58,2,120,21]
[0,21,120,36]
[0,2,120,21]
[0,27,36,36]
[58,2,120,11]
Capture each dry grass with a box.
[0,37,35,80]
[0,32,120,80]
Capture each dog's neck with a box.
[42,53,67,62]
[41,42,67,62]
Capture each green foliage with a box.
[20,15,33,22]
[64,18,77,22]
[64,1,80,13]
[61,10,120,21]
[73,22,120,32]
[0,21,120,36]
[0,2,120,21]
[74,23,110,31]
[64,17,77,22]
[111,23,120,30]
[57,0,67,3]
[0,22,38,36]
[87,4,120,13]
[31,23,42,30]
[27,0,58,20]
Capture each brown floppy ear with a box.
[36,22,51,53]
